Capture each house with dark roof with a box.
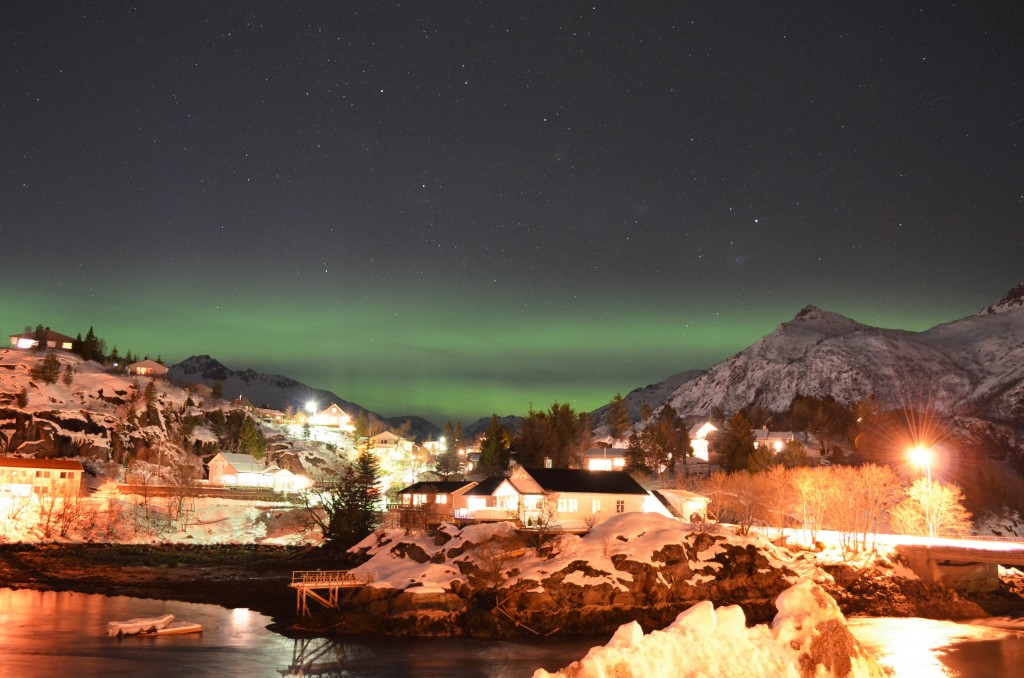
[9,327,76,351]
[467,466,672,530]
[392,479,477,527]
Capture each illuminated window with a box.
[557,498,578,513]
[435,494,447,504]
[592,499,601,513]
[616,500,625,513]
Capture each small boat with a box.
[107,613,203,637]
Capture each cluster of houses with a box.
[585,420,824,473]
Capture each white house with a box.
[309,403,354,431]
[466,466,671,530]
[207,452,267,487]
[583,447,628,471]
[207,452,310,491]
[366,431,415,459]
[752,428,796,453]
[127,359,169,378]
[688,421,721,462]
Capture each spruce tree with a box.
[62,363,74,387]
[479,414,512,475]
[32,324,46,351]
[212,378,223,400]
[606,393,632,441]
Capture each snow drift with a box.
[534,579,884,678]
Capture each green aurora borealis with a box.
[0,270,994,425]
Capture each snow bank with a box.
[534,580,883,678]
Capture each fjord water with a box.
[1,588,1021,677]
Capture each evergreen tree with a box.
[513,407,556,467]
[606,393,632,441]
[32,324,46,352]
[211,378,223,400]
[479,414,512,475]
[353,410,369,440]
[435,448,462,479]
[144,379,158,407]
[626,431,652,474]
[80,326,103,361]
[108,346,121,368]
[719,412,756,471]
[626,406,690,476]
[31,353,62,384]
[640,403,653,421]
[238,416,267,459]
[62,363,74,387]
[309,450,383,549]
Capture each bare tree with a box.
[789,466,832,544]
[55,482,86,537]
[127,460,160,530]
[168,462,201,530]
[890,479,973,537]
[850,464,902,551]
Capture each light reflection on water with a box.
[2,588,1023,677]
[849,617,1024,677]
[0,588,601,678]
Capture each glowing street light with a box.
[909,445,935,539]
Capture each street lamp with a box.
[909,445,934,539]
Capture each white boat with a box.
[107,613,202,637]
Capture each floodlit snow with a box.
[534,580,884,678]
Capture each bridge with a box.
[289,570,375,617]
[895,542,1024,592]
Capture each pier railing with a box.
[290,570,375,587]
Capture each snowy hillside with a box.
[660,283,1024,424]
[168,355,442,440]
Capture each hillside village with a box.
[2,287,1024,553]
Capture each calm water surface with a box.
[1,588,1022,677]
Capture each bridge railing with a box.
[290,570,375,586]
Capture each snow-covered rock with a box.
[534,579,884,678]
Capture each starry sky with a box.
[2,2,1022,426]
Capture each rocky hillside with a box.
[650,283,1024,428]
[311,513,819,637]
[302,513,1019,639]
[0,349,335,480]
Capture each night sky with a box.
[2,2,1022,425]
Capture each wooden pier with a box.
[289,570,375,617]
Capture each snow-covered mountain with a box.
[590,370,704,432]
[655,283,1024,424]
[167,355,441,440]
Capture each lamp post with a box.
[910,446,934,539]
